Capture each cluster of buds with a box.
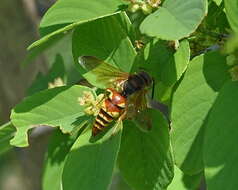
[78,91,104,116]
[126,0,161,14]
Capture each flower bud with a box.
[141,3,153,14]
[128,3,140,13]
[147,0,161,8]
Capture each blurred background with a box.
[0,1,54,189]
[0,1,132,190]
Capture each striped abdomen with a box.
[92,88,126,136]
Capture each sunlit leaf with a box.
[140,0,208,40]
[167,166,202,190]
[204,81,238,190]
[26,11,131,66]
[133,39,190,86]
[213,0,223,6]
[118,110,174,190]
[10,85,95,147]
[62,123,122,190]
[40,0,126,28]
[159,40,190,86]
[224,0,238,32]
[72,13,136,78]
[171,51,230,174]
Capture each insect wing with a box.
[125,89,152,131]
[79,56,129,89]
[127,89,170,131]
[133,109,153,132]
[130,88,170,124]
[128,89,148,112]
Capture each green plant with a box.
[1,0,238,189]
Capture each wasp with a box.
[79,56,167,136]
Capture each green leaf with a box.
[204,81,238,190]
[171,51,230,174]
[118,110,174,190]
[134,40,171,80]
[72,13,136,76]
[44,33,81,85]
[40,0,126,28]
[202,1,229,34]
[10,85,95,147]
[25,12,133,67]
[27,54,65,96]
[24,31,68,66]
[224,0,238,32]
[62,123,122,190]
[140,0,208,40]
[167,166,202,190]
[42,129,78,190]
[0,122,16,155]
[133,39,190,86]
[213,0,223,6]
[159,40,190,86]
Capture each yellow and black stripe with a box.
[92,88,126,136]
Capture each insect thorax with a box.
[122,71,152,97]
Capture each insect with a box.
[79,56,166,136]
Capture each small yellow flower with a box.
[147,0,161,8]
[48,77,65,89]
[78,91,95,106]
[78,92,105,116]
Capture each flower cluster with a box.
[78,91,105,116]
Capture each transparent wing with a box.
[133,109,153,132]
[128,89,148,112]
[79,56,129,89]
[126,89,152,131]
[127,89,170,131]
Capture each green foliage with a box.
[171,52,230,174]
[27,54,65,96]
[42,129,78,190]
[10,86,95,147]
[1,0,238,189]
[140,0,208,40]
[224,0,238,32]
[0,122,16,155]
[135,39,190,85]
[204,81,238,190]
[62,124,122,190]
[39,0,126,29]
[167,166,202,190]
[118,111,173,190]
[72,13,136,75]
